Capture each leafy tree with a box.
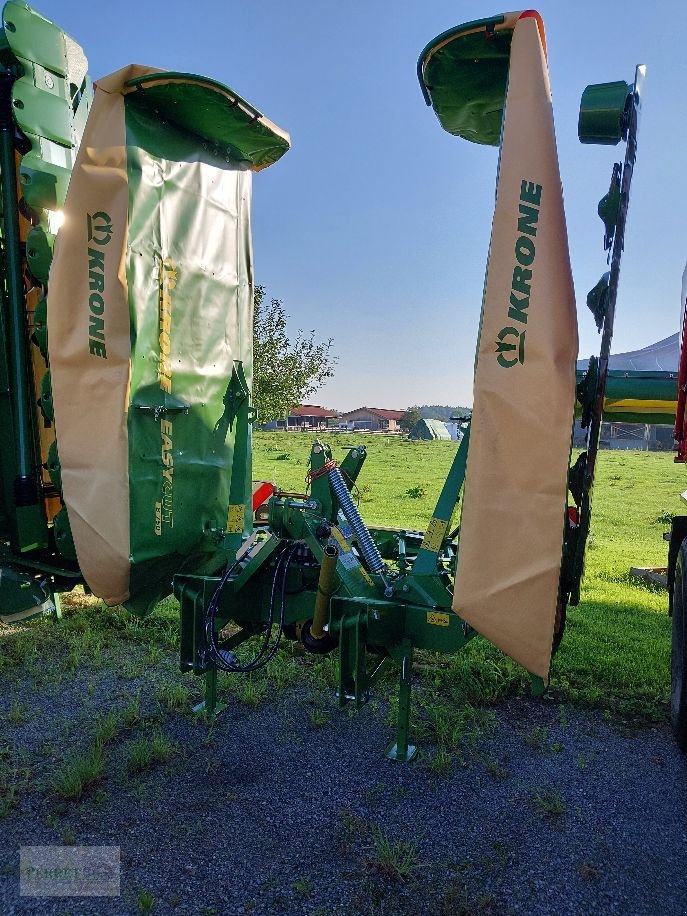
[399,405,422,433]
[253,286,336,423]
[418,405,471,421]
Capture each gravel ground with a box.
[0,658,686,916]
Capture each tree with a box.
[399,405,422,433]
[253,286,337,423]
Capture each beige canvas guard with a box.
[452,15,578,679]
[49,66,157,605]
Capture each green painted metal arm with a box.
[411,424,469,577]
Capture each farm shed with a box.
[339,407,404,432]
[265,405,339,431]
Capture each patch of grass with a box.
[121,696,143,729]
[92,710,124,746]
[438,882,504,916]
[337,809,372,855]
[309,706,330,728]
[358,483,374,503]
[364,828,420,881]
[414,700,494,764]
[147,645,164,665]
[232,676,268,707]
[654,509,674,525]
[524,726,550,752]
[50,745,105,801]
[405,485,427,499]
[116,656,146,680]
[291,877,312,897]
[425,747,453,777]
[125,733,174,774]
[0,782,17,818]
[530,788,566,824]
[7,700,26,725]
[137,889,155,914]
[269,647,302,691]
[477,752,509,780]
[339,809,371,835]
[157,682,190,711]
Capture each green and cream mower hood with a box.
[48,66,289,613]
[419,11,643,680]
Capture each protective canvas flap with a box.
[48,75,133,606]
[452,14,578,678]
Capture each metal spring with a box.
[327,465,385,576]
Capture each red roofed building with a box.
[270,405,339,430]
[339,407,404,432]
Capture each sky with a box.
[41,0,687,412]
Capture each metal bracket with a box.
[134,403,189,422]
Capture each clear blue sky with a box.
[42,0,687,411]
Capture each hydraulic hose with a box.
[205,541,299,673]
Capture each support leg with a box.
[192,667,227,717]
[385,639,417,762]
[52,592,63,621]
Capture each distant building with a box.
[409,418,451,441]
[338,407,404,432]
[265,405,339,431]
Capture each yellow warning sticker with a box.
[358,566,375,587]
[420,517,448,552]
[330,526,351,552]
[427,611,450,627]
[227,504,245,534]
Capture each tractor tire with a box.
[671,540,687,751]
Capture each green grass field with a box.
[253,431,681,722]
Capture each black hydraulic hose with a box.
[205,542,300,673]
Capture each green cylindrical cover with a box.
[578,81,630,145]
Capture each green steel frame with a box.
[176,427,478,759]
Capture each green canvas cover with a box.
[409,418,451,440]
[48,65,289,612]
[418,12,527,146]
